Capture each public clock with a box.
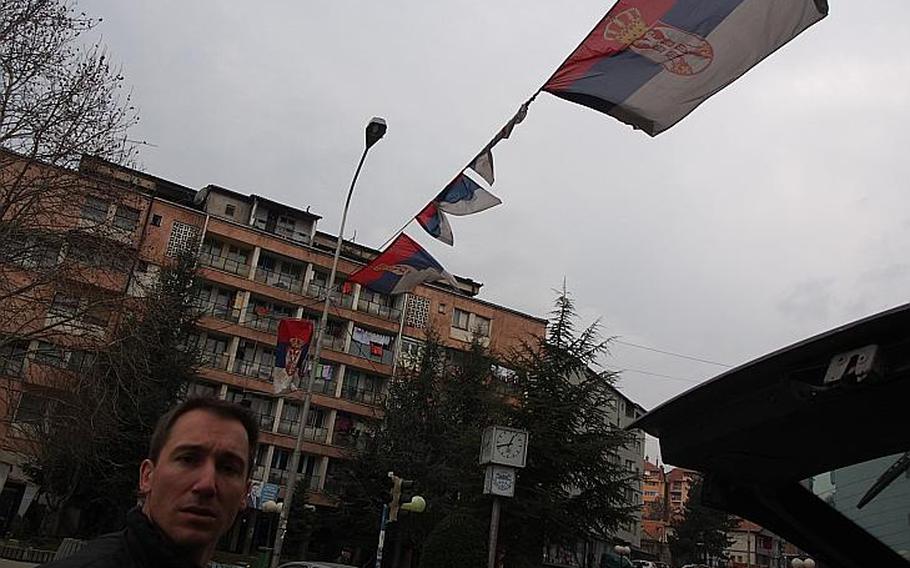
[480,426,529,468]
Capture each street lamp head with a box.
[365,117,387,149]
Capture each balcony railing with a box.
[333,430,367,450]
[232,359,275,381]
[200,352,231,372]
[194,301,241,323]
[305,282,355,309]
[242,307,284,334]
[256,412,276,432]
[268,468,289,486]
[279,418,328,442]
[348,340,394,366]
[267,470,321,490]
[341,385,382,406]
[357,297,401,321]
[252,219,311,244]
[312,378,335,396]
[322,334,347,352]
[198,251,250,277]
[251,464,266,481]
[253,265,305,295]
[303,425,329,443]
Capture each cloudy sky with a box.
[80,1,910,446]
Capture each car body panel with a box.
[632,303,910,568]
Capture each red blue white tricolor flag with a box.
[416,150,502,245]
[348,233,458,295]
[543,0,828,136]
[274,318,315,394]
[416,201,454,245]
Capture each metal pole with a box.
[270,145,371,568]
[487,497,501,568]
[375,504,390,568]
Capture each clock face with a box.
[494,429,527,464]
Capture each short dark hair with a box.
[148,397,259,476]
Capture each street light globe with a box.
[803,560,816,568]
[262,500,283,514]
[365,117,387,149]
[791,559,805,568]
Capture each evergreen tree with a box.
[668,477,738,566]
[325,290,638,567]
[497,291,637,567]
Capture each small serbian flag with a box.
[542,0,828,136]
[416,202,454,246]
[435,172,501,217]
[274,319,315,394]
[347,233,458,295]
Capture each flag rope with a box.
[375,92,540,252]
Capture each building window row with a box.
[198,236,401,321]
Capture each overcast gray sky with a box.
[80,2,910,438]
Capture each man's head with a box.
[139,397,259,564]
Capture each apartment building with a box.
[543,371,647,567]
[641,460,671,561]
[0,152,548,545]
[666,466,699,514]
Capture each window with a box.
[80,196,110,223]
[150,214,162,227]
[33,341,66,367]
[452,308,470,330]
[0,342,28,376]
[82,303,112,327]
[186,381,218,398]
[473,315,491,337]
[113,205,140,231]
[625,400,636,418]
[13,391,52,432]
[50,293,80,317]
[224,204,236,217]
[67,349,95,372]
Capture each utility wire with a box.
[616,367,705,384]
[613,339,733,368]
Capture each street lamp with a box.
[269,117,387,568]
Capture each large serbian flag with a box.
[348,233,458,295]
[542,0,828,136]
[274,319,315,394]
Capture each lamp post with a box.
[269,117,387,568]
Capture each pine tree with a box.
[324,290,639,567]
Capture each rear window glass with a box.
[804,452,910,561]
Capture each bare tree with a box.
[0,0,141,416]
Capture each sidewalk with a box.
[0,560,38,568]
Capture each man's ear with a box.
[139,459,155,496]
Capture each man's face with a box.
[139,409,250,558]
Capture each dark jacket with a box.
[39,508,200,568]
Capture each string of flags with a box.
[347,0,829,297]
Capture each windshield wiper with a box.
[857,450,910,509]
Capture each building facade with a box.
[543,373,647,567]
[0,152,548,548]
